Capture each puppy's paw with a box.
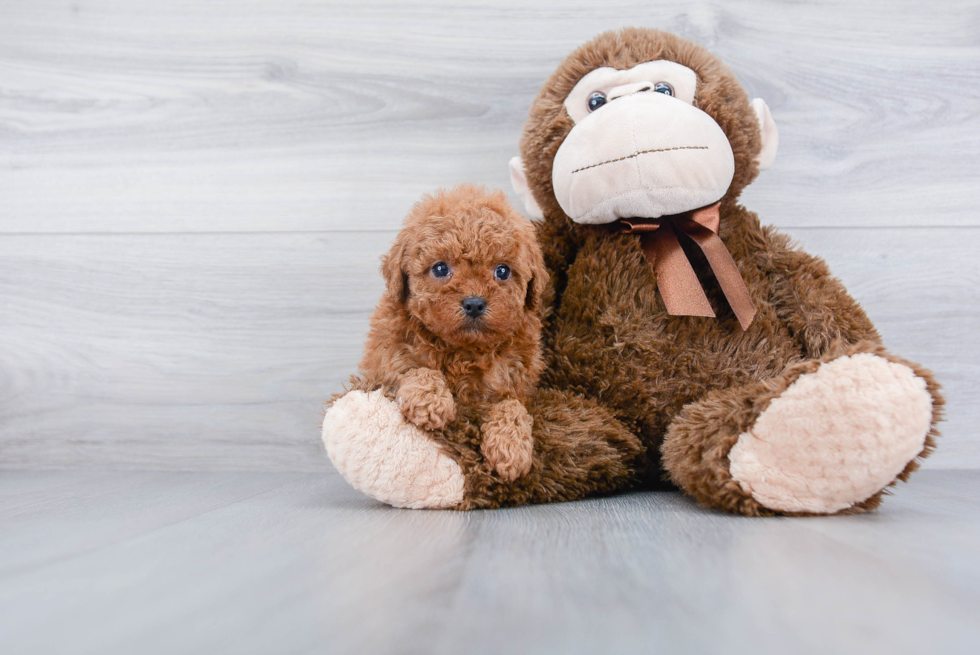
[398,368,457,431]
[401,393,456,431]
[481,399,534,482]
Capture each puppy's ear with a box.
[380,237,409,304]
[523,237,550,314]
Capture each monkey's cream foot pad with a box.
[728,354,934,514]
[322,390,465,509]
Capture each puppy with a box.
[358,184,548,481]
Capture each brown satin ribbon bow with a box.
[619,202,757,331]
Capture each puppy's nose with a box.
[461,296,487,319]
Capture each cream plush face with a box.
[509,60,777,224]
[554,60,734,224]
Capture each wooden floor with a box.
[1,469,978,654]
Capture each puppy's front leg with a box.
[397,368,457,431]
[480,399,534,482]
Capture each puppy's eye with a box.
[494,264,511,281]
[431,262,451,279]
[652,82,673,96]
[587,92,607,112]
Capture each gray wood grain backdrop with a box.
[1,0,978,471]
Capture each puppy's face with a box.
[383,186,547,349]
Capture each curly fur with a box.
[479,398,535,482]
[357,184,549,479]
[330,29,944,516]
[396,368,457,431]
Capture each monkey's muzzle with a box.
[552,92,735,225]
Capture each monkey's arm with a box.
[761,227,880,358]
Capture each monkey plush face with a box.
[510,29,778,224]
[554,60,735,223]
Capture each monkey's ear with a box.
[380,239,409,304]
[750,99,779,170]
[509,156,545,219]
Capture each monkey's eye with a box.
[431,261,451,279]
[494,264,511,281]
[652,82,674,97]
[587,92,607,112]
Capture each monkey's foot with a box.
[728,353,934,514]
[322,390,465,509]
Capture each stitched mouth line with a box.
[571,146,709,174]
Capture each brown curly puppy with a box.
[358,184,549,481]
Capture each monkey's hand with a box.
[480,399,534,482]
[397,368,457,431]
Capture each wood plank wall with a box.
[2,0,977,470]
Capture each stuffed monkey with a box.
[323,28,943,515]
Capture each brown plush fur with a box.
[338,29,943,515]
[513,28,944,513]
[431,388,645,510]
[523,28,765,324]
[358,184,549,480]
[340,378,646,508]
[661,341,945,517]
